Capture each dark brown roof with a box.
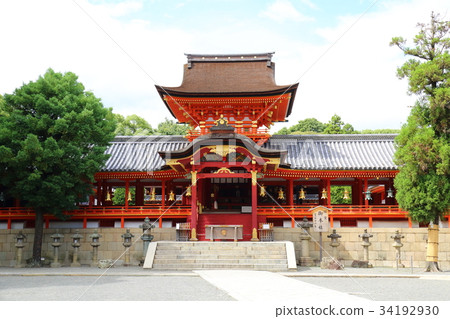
[156,53,297,94]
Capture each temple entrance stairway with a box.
[144,241,297,271]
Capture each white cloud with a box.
[259,0,314,23]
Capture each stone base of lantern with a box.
[299,256,314,267]
[351,260,373,268]
[321,257,344,270]
[51,262,62,268]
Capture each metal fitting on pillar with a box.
[14,231,27,268]
[50,231,64,268]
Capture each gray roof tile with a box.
[101,134,397,172]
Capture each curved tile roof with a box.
[101,134,398,172]
[264,134,397,170]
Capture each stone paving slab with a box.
[195,270,365,302]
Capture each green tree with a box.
[114,114,153,136]
[330,186,352,205]
[112,187,135,206]
[323,114,355,134]
[155,118,189,135]
[390,12,450,272]
[0,69,116,266]
[274,118,326,135]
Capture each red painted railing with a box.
[1,205,448,229]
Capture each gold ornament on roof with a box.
[215,114,228,126]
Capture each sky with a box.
[0,0,449,132]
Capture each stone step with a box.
[151,263,289,271]
[153,258,287,265]
[144,241,296,271]
[154,254,287,260]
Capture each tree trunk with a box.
[32,211,44,267]
[425,223,440,272]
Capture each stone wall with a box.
[274,227,450,269]
[1,227,449,269]
[0,228,176,267]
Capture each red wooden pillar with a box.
[287,179,294,206]
[7,218,11,230]
[124,180,130,209]
[102,180,107,206]
[161,180,166,209]
[135,179,143,206]
[190,172,198,240]
[83,218,87,229]
[326,179,331,207]
[96,181,101,206]
[251,171,258,241]
[364,178,369,207]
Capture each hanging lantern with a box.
[186,186,191,197]
[387,188,394,198]
[127,190,132,202]
[364,189,372,201]
[321,188,328,199]
[343,189,350,200]
[278,188,285,200]
[150,188,156,201]
[299,187,306,199]
[106,191,111,201]
[169,190,175,201]
[259,184,266,197]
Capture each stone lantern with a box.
[328,229,342,259]
[14,231,27,268]
[140,217,154,258]
[70,230,83,267]
[89,229,102,267]
[298,217,314,266]
[321,229,344,270]
[121,228,134,266]
[50,231,64,268]
[391,230,405,268]
[358,229,373,268]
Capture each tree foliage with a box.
[156,118,189,135]
[275,115,360,135]
[0,69,116,265]
[391,12,450,226]
[323,114,355,134]
[114,114,153,136]
[275,118,326,135]
[112,187,135,206]
[330,186,352,205]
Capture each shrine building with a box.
[2,53,447,238]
